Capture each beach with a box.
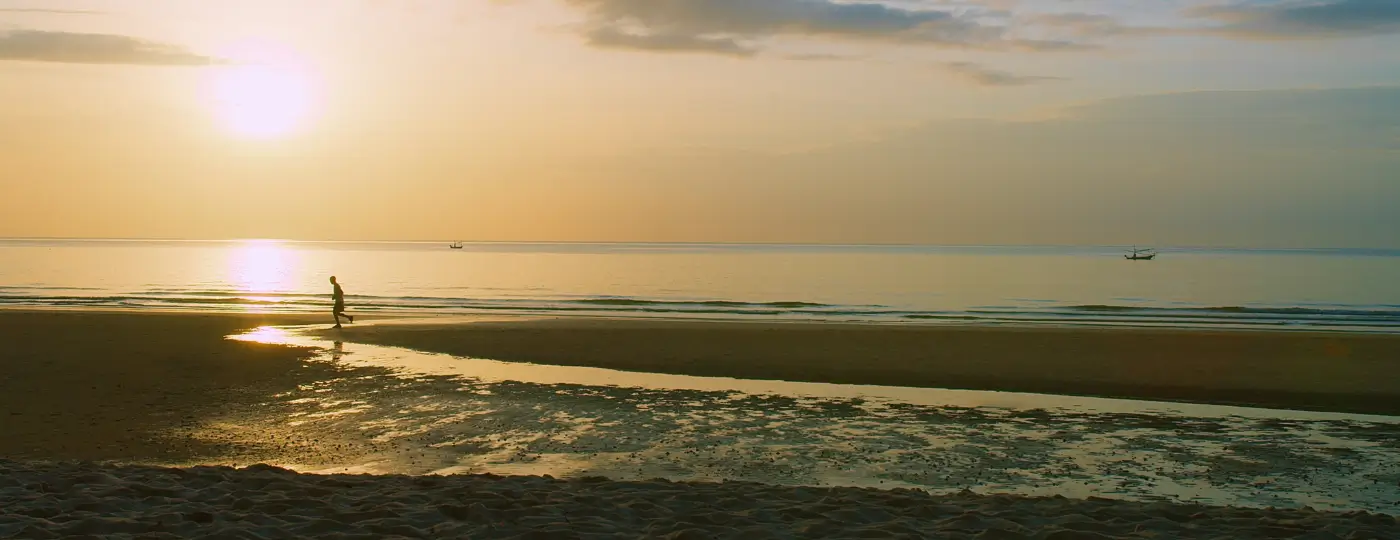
[9,1,1400,533]
[3,460,1396,539]
[4,310,1400,537]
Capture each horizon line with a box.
[1,237,1398,253]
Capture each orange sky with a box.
[2,0,1398,247]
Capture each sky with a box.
[1,0,1397,247]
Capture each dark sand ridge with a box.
[2,459,1396,539]
[326,318,1400,416]
[0,311,384,464]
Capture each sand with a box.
[2,460,1395,539]
[0,311,355,463]
[326,318,1400,416]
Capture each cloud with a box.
[1189,0,1400,39]
[0,29,214,65]
[782,52,856,61]
[940,61,1063,86]
[1027,12,1173,38]
[584,25,755,56]
[561,0,1091,56]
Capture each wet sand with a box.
[2,460,1395,539]
[328,318,1400,416]
[0,311,357,464]
[231,324,1400,513]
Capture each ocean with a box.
[1,239,1398,332]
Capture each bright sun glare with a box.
[228,240,299,296]
[209,65,317,139]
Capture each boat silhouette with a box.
[1125,247,1156,260]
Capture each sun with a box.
[208,65,318,139]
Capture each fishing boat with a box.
[448,241,464,249]
[1124,247,1156,260]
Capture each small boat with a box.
[448,241,464,249]
[1124,247,1156,260]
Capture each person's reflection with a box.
[332,340,345,361]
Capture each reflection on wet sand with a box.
[227,324,1400,514]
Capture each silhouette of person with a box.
[330,276,354,328]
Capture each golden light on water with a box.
[229,326,294,345]
[227,240,299,298]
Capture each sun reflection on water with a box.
[230,326,295,345]
[226,241,301,308]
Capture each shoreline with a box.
[4,304,1397,336]
[8,304,1400,340]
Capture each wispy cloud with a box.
[1028,2,1400,43]
[1188,0,1400,39]
[1027,12,1175,39]
[940,61,1063,86]
[782,52,857,61]
[560,0,1090,56]
[0,29,215,65]
[584,26,755,57]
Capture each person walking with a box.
[330,276,354,328]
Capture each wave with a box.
[0,295,310,307]
[575,298,829,309]
[1067,304,1400,317]
[1,292,1397,332]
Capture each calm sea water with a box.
[1,239,1398,332]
